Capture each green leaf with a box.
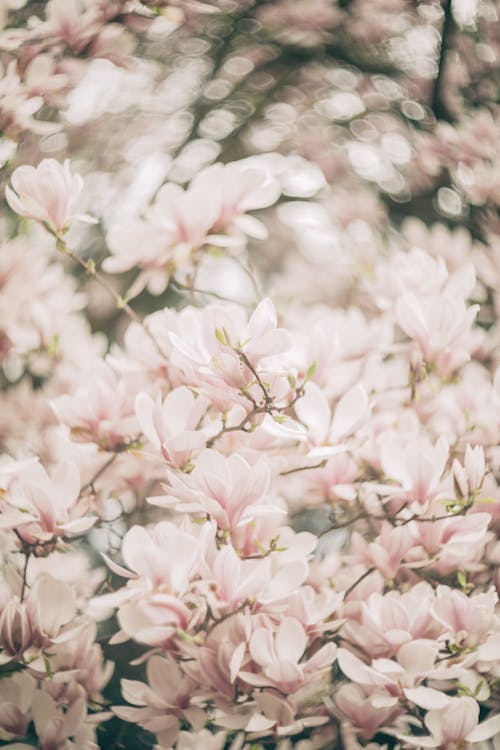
[215,328,226,345]
[304,361,317,383]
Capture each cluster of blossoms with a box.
[0,2,499,750]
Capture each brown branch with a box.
[431,0,454,122]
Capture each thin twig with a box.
[55,236,169,360]
[344,567,375,598]
[170,278,254,308]
[20,549,30,603]
[280,460,327,476]
[80,453,119,495]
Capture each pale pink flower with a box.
[451,444,486,499]
[378,435,449,507]
[43,618,112,702]
[0,459,96,542]
[240,617,336,694]
[26,574,78,649]
[6,159,93,235]
[31,690,90,750]
[208,543,272,609]
[135,386,208,469]
[343,582,440,658]
[0,672,36,742]
[334,683,402,741]
[351,523,416,580]
[193,614,251,700]
[114,655,204,747]
[338,639,446,711]
[103,522,202,592]
[192,158,281,240]
[431,586,497,650]
[411,511,492,564]
[103,159,280,293]
[169,299,291,398]
[0,60,55,137]
[401,697,500,748]
[293,381,371,457]
[99,521,208,646]
[396,292,479,377]
[52,363,138,450]
[0,597,33,663]
[153,450,280,533]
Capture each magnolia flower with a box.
[169,298,291,396]
[5,158,93,234]
[135,386,208,469]
[338,640,447,711]
[396,292,479,377]
[378,435,449,507]
[240,617,337,693]
[343,582,439,658]
[114,655,203,748]
[52,363,137,450]
[0,575,78,664]
[153,450,279,533]
[334,683,402,741]
[401,697,500,748]
[451,444,486,499]
[294,381,371,456]
[0,672,35,742]
[0,459,96,542]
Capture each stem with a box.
[318,510,369,536]
[170,278,254,308]
[232,255,263,301]
[80,453,119,495]
[237,350,273,406]
[280,460,327,476]
[206,406,263,448]
[55,236,169,359]
[20,549,30,603]
[431,0,454,122]
[344,567,375,598]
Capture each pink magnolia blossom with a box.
[169,299,291,398]
[0,575,78,664]
[192,158,281,239]
[207,543,272,609]
[114,655,204,747]
[240,617,337,694]
[351,523,416,580]
[0,672,35,742]
[431,586,498,650]
[451,444,486,500]
[103,160,280,293]
[0,459,95,542]
[153,450,280,534]
[5,159,93,235]
[31,690,90,750]
[337,639,446,711]
[135,386,208,469]
[411,511,492,567]
[396,292,479,377]
[52,364,138,450]
[343,582,440,658]
[293,381,371,457]
[98,521,208,646]
[401,696,500,748]
[378,435,449,508]
[333,683,402,741]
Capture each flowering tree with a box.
[0,1,499,749]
